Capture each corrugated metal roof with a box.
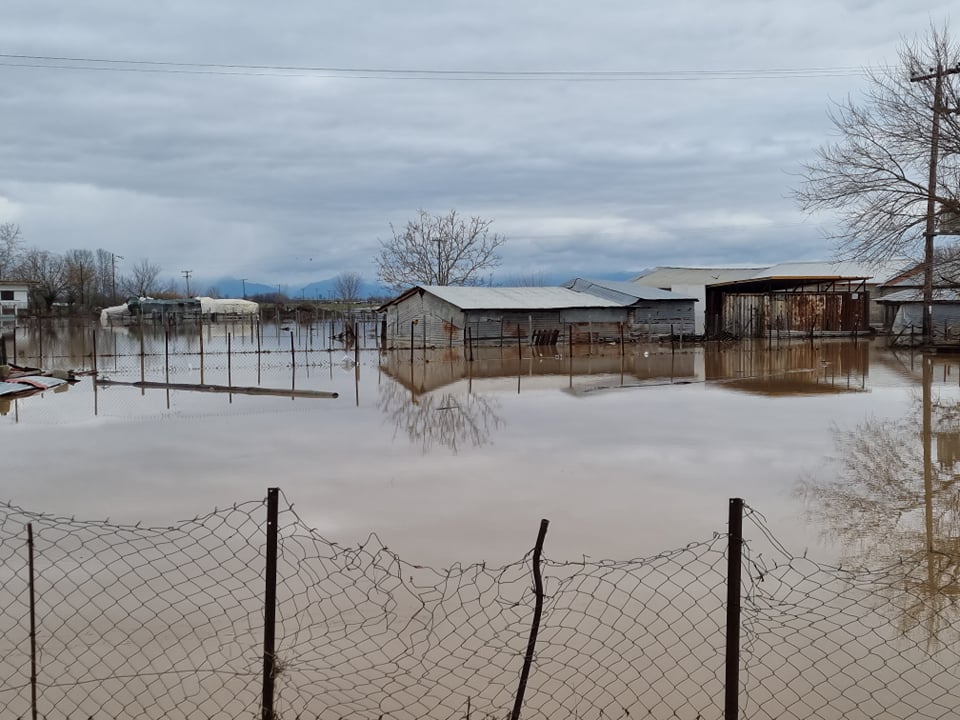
[563,278,698,302]
[881,261,960,287]
[411,285,626,310]
[747,261,875,280]
[633,261,909,287]
[633,267,764,286]
[0,376,68,397]
[877,289,960,303]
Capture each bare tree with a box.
[19,248,66,311]
[0,223,23,280]
[334,271,363,302]
[795,26,960,341]
[123,258,163,298]
[63,248,96,309]
[376,209,506,291]
[94,248,115,305]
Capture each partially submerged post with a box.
[510,518,549,720]
[261,488,279,720]
[28,522,37,720]
[725,498,744,720]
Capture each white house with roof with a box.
[0,280,31,326]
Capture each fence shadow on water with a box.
[2,491,960,720]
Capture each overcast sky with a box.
[0,2,954,289]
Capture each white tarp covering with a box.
[892,303,960,335]
[197,297,259,315]
[100,297,259,324]
[99,303,130,324]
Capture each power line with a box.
[0,52,875,81]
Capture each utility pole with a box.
[182,269,193,298]
[111,253,123,304]
[240,278,248,299]
[910,63,960,345]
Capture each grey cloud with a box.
[0,1,953,285]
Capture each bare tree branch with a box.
[122,258,163,298]
[376,209,506,292]
[334,271,363,302]
[19,248,66,311]
[795,25,960,265]
[0,223,23,280]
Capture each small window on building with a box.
[0,290,13,301]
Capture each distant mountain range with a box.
[202,270,645,301]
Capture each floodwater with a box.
[5,320,960,719]
[1,320,947,566]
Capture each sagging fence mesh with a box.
[1,492,960,720]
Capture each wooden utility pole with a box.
[910,63,960,344]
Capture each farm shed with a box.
[633,267,762,335]
[704,264,872,339]
[562,278,697,338]
[877,289,960,341]
[378,285,636,348]
[636,261,904,333]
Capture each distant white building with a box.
[0,280,31,326]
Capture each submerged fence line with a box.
[2,491,960,719]
[0,316,378,373]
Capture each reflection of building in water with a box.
[705,339,869,396]
[381,340,873,397]
[937,431,960,470]
[379,346,697,396]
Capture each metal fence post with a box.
[261,488,279,720]
[510,518,549,720]
[725,498,744,720]
[28,522,37,720]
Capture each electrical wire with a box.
[0,52,878,82]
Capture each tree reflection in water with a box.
[378,378,505,454]
[797,355,960,646]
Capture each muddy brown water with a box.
[1,323,944,565]
[4,322,960,719]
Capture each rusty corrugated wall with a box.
[719,291,869,338]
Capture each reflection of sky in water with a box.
[0,335,939,566]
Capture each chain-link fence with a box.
[2,492,960,719]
